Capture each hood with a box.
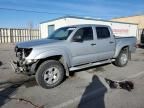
[16,38,61,48]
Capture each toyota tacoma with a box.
[12,24,136,89]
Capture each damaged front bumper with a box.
[11,46,38,75]
[10,59,38,75]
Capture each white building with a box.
[40,16,138,41]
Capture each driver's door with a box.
[69,26,97,66]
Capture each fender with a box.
[34,48,71,67]
[114,42,129,58]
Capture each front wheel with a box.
[113,48,129,67]
[35,60,65,89]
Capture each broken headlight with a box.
[23,48,32,57]
[15,46,32,58]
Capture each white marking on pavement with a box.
[50,87,105,108]
[51,71,144,108]
[127,71,144,79]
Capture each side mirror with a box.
[73,35,83,42]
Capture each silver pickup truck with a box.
[13,24,136,89]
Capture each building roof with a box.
[40,16,138,25]
[112,14,144,19]
[56,24,111,28]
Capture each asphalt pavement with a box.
[0,44,144,108]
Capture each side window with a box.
[96,27,110,39]
[74,27,93,41]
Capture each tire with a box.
[35,60,65,89]
[113,48,129,67]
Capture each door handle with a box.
[109,41,114,44]
[91,43,96,46]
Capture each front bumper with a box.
[10,59,38,75]
[13,46,38,75]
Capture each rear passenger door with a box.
[95,26,115,60]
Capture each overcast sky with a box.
[0,0,144,28]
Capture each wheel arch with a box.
[34,55,70,76]
[114,45,129,58]
[112,46,129,67]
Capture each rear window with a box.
[96,27,110,39]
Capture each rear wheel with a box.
[113,48,129,67]
[35,60,65,89]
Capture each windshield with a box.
[48,27,76,40]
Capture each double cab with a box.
[12,24,136,89]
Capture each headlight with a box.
[24,48,32,57]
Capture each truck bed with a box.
[115,36,136,53]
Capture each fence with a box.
[0,28,41,43]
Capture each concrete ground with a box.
[0,43,144,108]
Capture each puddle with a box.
[87,64,108,73]
[88,67,106,73]
[0,61,3,66]
[95,67,106,72]
[140,53,144,55]
[23,79,38,88]
[0,77,37,89]
[0,67,9,70]
[131,59,144,62]
[0,50,10,51]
